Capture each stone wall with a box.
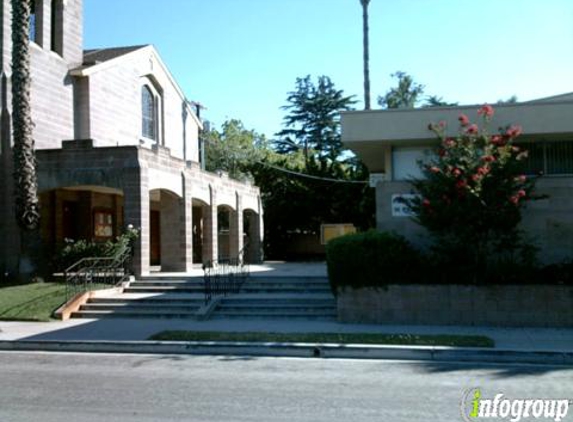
[32,143,263,275]
[337,285,573,328]
[0,0,84,151]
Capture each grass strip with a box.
[149,331,494,348]
[0,282,68,322]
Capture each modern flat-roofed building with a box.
[342,94,573,264]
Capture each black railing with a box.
[64,252,133,301]
[203,256,249,304]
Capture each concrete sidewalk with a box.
[148,261,328,278]
[0,318,571,353]
[0,261,570,362]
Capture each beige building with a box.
[342,94,573,264]
[0,0,263,276]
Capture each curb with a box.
[0,340,571,365]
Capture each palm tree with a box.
[12,0,41,280]
[360,0,371,110]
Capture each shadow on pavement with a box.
[415,360,573,378]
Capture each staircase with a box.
[71,277,205,319]
[71,274,337,321]
[212,276,336,320]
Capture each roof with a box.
[82,45,149,66]
[526,92,573,104]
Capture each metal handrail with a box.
[203,248,250,305]
[64,250,133,300]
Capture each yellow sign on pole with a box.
[320,224,357,245]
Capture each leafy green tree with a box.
[423,95,458,107]
[407,105,538,281]
[378,71,424,109]
[275,75,356,173]
[249,152,374,259]
[496,95,518,104]
[12,0,42,281]
[205,119,265,181]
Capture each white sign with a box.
[391,194,420,217]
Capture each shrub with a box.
[54,226,139,271]
[406,105,540,282]
[326,230,421,293]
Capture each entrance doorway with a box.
[150,210,161,265]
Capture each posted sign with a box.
[320,224,357,245]
[391,194,419,217]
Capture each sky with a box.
[84,0,573,139]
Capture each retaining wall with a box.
[337,284,573,327]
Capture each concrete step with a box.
[123,286,205,293]
[71,310,198,319]
[239,287,331,294]
[249,276,329,283]
[80,303,202,312]
[129,281,205,288]
[218,307,335,315]
[88,294,205,305]
[219,303,335,310]
[139,276,204,282]
[124,286,330,294]
[242,282,330,289]
[221,299,335,306]
[211,310,337,320]
[228,293,334,300]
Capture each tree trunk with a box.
[361,0,371,110]
[12,0,42,282]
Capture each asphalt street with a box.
[0,351,572,422]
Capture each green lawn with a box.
[0,282,68,322]
[149,331,495,348]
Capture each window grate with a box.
[518,140,573,176]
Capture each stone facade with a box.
[337,285,573,328]
[0,0,263,276]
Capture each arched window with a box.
[142,85,156,140]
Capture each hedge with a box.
[326,230,421,293]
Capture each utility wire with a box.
[255,160,369,184]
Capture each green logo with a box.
[461,388,570,422]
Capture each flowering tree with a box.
[408,105,538,280]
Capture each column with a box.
[182,175,194,272]
[202,186,218,264]
[229,193,243,262]
[123,165,150,276]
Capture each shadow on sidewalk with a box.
[414,360,573,378]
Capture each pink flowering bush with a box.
[407,105,540,282]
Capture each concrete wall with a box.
[522,177,573,263]
[337,285,573,328]
[374,177,573,264]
